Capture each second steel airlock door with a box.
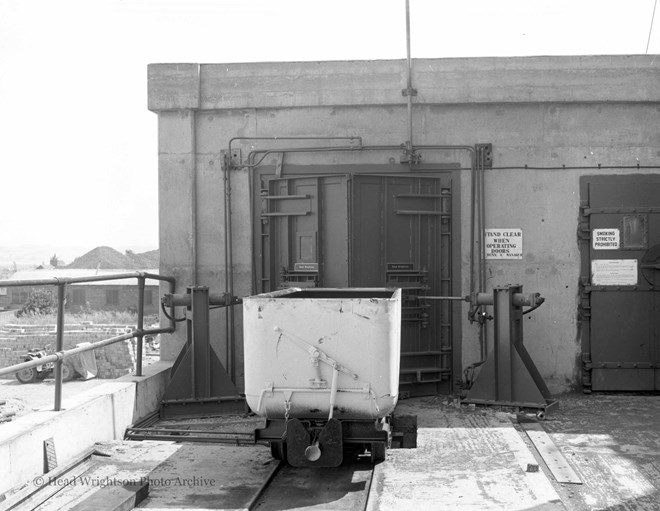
[579,175,660,391]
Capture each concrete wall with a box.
[0,361,171,495]
[148,56,660,394]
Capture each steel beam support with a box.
[494,286,515,402]
[463,285,556,414]
[190,286,210,398]
[160,286,244,418]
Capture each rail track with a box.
[248,458,377,511]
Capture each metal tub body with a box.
[243,288,401,421]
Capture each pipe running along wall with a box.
[220,139,485,385]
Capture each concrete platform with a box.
[370,405,562,510]
[0,361,172,495]
[540,394,660,511]
[3,393,659,510]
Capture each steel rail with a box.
[245,461,284,511]
[246,461,376,510]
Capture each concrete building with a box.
[147,55,660,395]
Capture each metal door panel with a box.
[260,175,349,290]
[351,177,384,286]
[580,175,660,391]
[591,292,653,363]
[591,368,654,391]
[351,175,452,396]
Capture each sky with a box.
[0,0,658,259]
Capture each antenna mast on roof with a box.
[402,0,420,166]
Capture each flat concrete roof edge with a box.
[148,55,660,111]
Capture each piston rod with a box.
[420,292,545,308]
[161,291,239,308]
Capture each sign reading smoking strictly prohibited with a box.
[593,228,620,250]
[485,229,523,259]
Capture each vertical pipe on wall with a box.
[191,110,198,287]
[223,154,231,377]
[405,0,414,154]
[477,146,488,361]
[469,156,477,314]
[226,159,236,382]
[474,148,484,360]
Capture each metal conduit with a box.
[224,150,233,380]
[234,143,483,376]
[405,0,414,156]
[191,112,199,288]
[478,146,488,360]
[245,144,478,296]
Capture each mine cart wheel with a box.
[16,367,37,384]
[370,442,386,464]
[270,441,287,462]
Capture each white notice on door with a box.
[591,259,638,286]
[592,228,620,250]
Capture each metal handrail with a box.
[0,271,176,411]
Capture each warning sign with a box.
[593,229,619,250]
[485,229,522,260]
[591,259,638,286]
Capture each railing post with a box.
[54,283,65,411]
[136,277,145,377]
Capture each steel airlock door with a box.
[259,172,454,397]
[351,175,453,396]
[260,175,349,291]
[580,176,660,391]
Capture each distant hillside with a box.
[66,246,159,270]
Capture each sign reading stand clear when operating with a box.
[484,229,523,259]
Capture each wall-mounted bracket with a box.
[476,143,493,168]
